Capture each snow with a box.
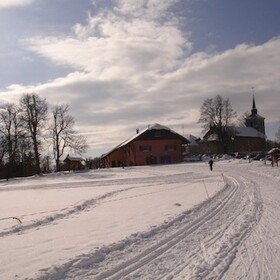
[268,147,280,154]
[205,126,265,141]
[185,134,199,145]
[232,126,266,138]
[0,160,280,279]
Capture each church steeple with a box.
[245,96,265,135]
[251,95,257,115]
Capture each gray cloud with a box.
[1,1,280,157]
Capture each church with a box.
[198,97,266,155]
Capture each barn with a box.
[64,155,85,171]
[101,124,190,167]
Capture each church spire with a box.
[245,94,265,135]
[251,95,257,115]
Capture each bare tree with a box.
[0,104,21,160]
[50,104,87,172]
[237,111,250,127]
[0,136,6,166]
[0,103,24,178]
[20,93,48,175]
[198,94,237,152]
[17,136,34,176]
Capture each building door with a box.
[146,156,157,165]
[160,155,171,164]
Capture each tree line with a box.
[0,93,87,179]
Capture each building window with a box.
[165,144,177,151]
[140,145,152,152]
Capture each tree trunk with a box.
[33,137,41,175]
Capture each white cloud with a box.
[2,1,280,156]
[24,3,190,82]
[0,0,35,9]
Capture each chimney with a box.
[136,129,139,134]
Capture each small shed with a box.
[268,148,280,167]
[64,155,85,171]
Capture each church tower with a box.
[245,96,265,135]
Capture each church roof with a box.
[232,126,265,138]
[246,113,265,120]
[203,126,265,141]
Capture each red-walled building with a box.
[101,124,190,167]
[64,155,86,171]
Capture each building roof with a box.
[101,123,190,158]
[185,134,199,145]
[64,155,85,162]
[232,126,266,138]
[246,113,265,120]
[204,126,266,141]
[268,148,280,154]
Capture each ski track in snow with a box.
[223,167,280,280]
[0,172,206,237]
[52,178,257,280]
[2,162,280,280]
[0,186,133,237]
[31,165,267,280]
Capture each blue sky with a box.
[0,0,280,157]
[181,1,280,51]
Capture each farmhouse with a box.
[101,123,189,167]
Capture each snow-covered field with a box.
[0,159,279,279]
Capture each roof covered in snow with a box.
[268,148,280,154]
[204,126,266,141]
[64,155,85,162]
[232,127,266,138]
[185,134,199,145]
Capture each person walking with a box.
[208,159,214,171]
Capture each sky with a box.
[0,0,280,158]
